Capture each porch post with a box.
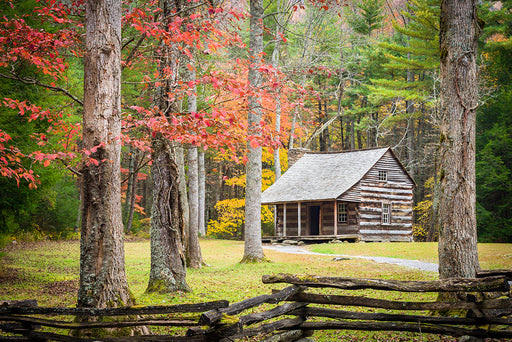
[334,201,338,236]
[274,205,278,236]
[298,202,301,236]
[283,203,287,237]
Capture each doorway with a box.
[309,206,320,235]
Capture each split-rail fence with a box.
[1,269,511,341]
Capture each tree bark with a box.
[123,147,135,232]
[437,0,480,279]
[271,0,284,181]
[125,150,139,234]
[187,147,203,268]
[185,46,204,265]
[147,137,190,293]
[79,0,133,309]
[146,0,190,293]
[198,150,206,236]
[242,0,266,263]
[174,144,190,248]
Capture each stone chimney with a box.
[287,148,309,168]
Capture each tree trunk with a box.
[123,147,135,232]
[198,150,206,236]
[242,0,266,263]
[273,97,282,180]
[174,144,190,248]
[187,147,203,268]
[147,137,190,293]
[288,109,297,150]
[146,0,190,293]
[185,48,204,264]
[125,150,139,234]
[271,2,283,181]
[437,0,480,279]
[79,0,132,308]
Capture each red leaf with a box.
[250,139,259,149]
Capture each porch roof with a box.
[261,147,389,204]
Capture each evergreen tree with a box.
[343,0,387,148]
[369,0,441,230]
[476,0,512,242]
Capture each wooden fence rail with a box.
[1,269,511,341]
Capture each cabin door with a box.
[309,206,320,235]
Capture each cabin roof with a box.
[261,147,401,204]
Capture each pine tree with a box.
[343,0,387,148]
[476,0,512,242]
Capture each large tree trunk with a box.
[242,0,266,263]
[79,0,132,308]
[146,0,190,293]
[437,0,480,279]
[147,137,190,293]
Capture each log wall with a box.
[275,203,306,237]
[358,150,414,241]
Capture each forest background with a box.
[0,0,511,245]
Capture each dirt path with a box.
[263,244,439,273]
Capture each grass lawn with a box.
[1,239,511,341]
[308,242,512,270]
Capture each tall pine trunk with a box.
[146,0,190,293]
[437,0,480,278]
[79,0,132,308]
[242,0,266,263]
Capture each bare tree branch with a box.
[0,72,83,107]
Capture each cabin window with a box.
[378,170,387,181]
[338,203,348,223]
[382,203,391,224]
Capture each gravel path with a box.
[263,244,439,273]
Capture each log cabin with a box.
[261,147,415,242]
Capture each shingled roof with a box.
[261,147,390,204]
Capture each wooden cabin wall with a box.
[339,150,414,203]
[275,203,306,237]
[366,150,415,186]
[357,152,414,241]
[336,202,359,235]
[321,202,335,235]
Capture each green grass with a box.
[307,242,512,269]
[1,239,511,341]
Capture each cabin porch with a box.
[272,200,359,238]
[262,234,360,243]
